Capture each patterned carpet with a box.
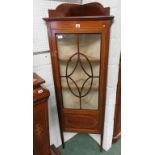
[58,134,121,155]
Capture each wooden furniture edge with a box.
[33,73,45,88]
[112,56,121,143]
[50,145,61,155]
[43,2,114,22]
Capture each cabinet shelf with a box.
[61,79,99,91]
[59,57,100,62]
[62,86,98,91]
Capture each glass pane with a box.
[61,89,80,109]
[57,34,77,76]
[81,78,99,110]
[56,34,101,110]
[57,34,80,109]
[79,34,101,76]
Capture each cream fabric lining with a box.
[57,34,101,110]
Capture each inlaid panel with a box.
[63,112,100,131]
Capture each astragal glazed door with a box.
[57,33,101,110]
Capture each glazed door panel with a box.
[50,28,108,135]
[56,34,101,110]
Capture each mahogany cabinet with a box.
[33,73,60,155]
[113,57,121,143]
[44,2,114,151]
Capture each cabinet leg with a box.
[57,109,65,148]
[60,130,65,148]
[100,133,103,152]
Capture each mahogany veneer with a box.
[43,3,114,151]
[113,57,121,143]
[33,73,60,155]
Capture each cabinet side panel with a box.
[33,102,51,155]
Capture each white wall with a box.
[33,0,82,52]
[33,0,63,52]
[33,0,121,151]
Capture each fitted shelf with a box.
[62,85,99,91]
[59,57,100,62]
[61,78,99,90]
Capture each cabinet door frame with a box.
[46,22,111,148]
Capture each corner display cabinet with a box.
[44,2,114,151]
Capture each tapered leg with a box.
[100,133,103,152]
[60,129,65,148]
[57,106,65,148]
